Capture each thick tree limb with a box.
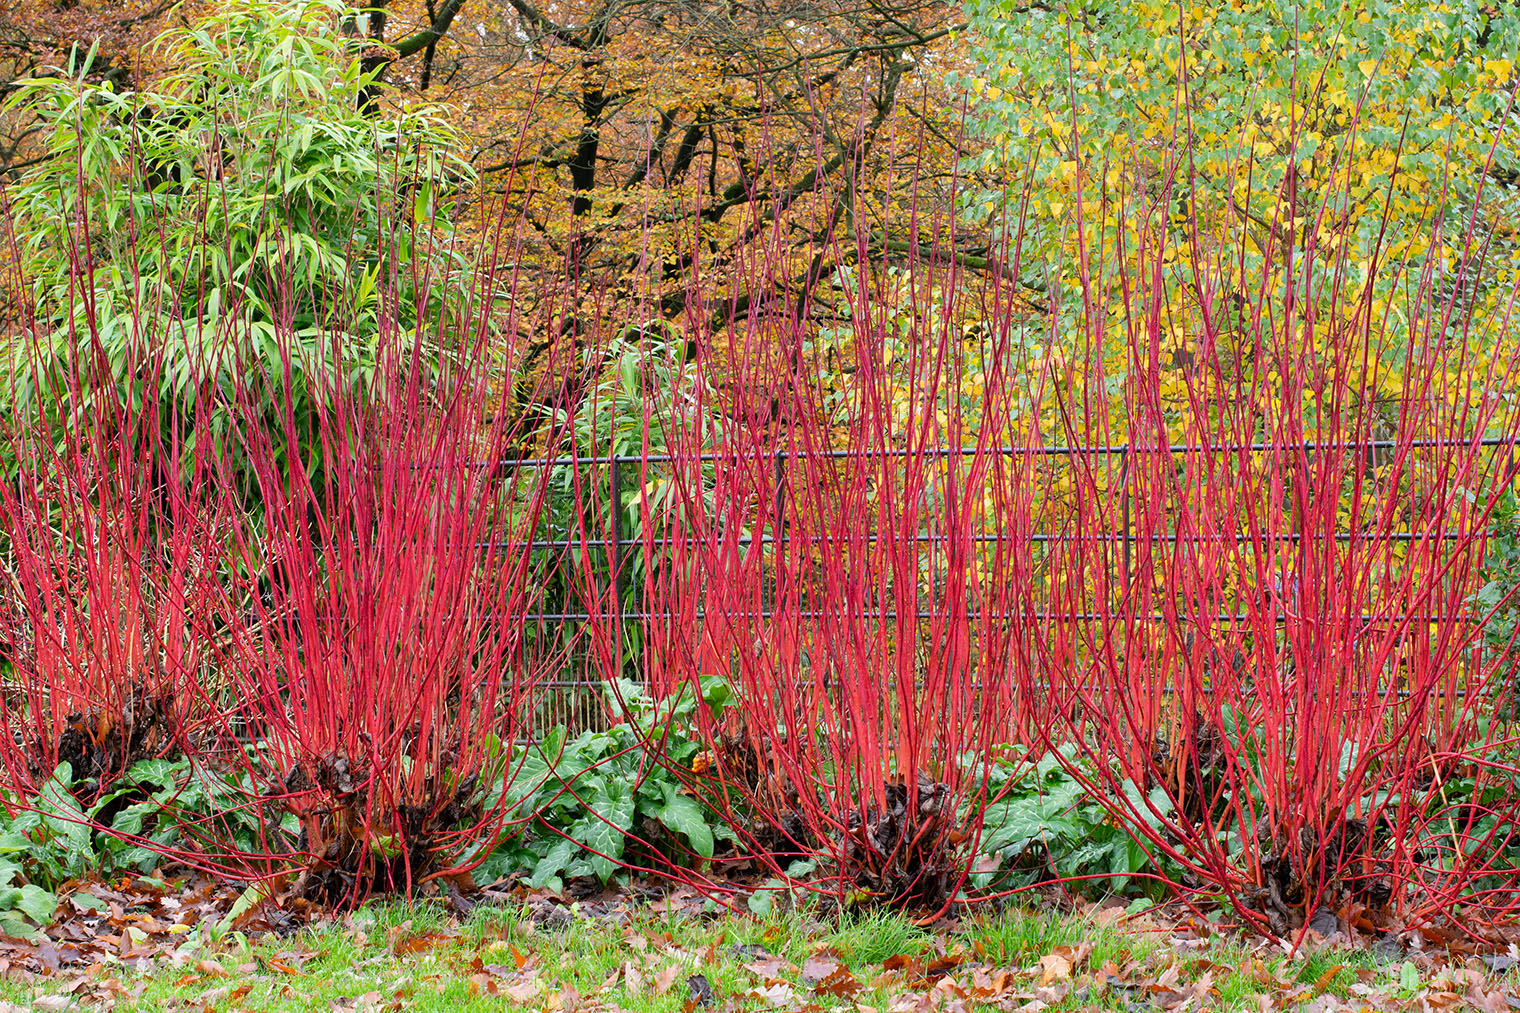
[393,0,471,58]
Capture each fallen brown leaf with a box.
[686,972,716,1008]
[970,966,1011,998]
[749,982,796,1007]
[926,953,966,977]
[803,954,842,983]
[1309,964,1344,994]
[1037,953,1070,986]
[1423,989,1467,1012]
[815,967,863,998]
[653,963,684,995]
[745,956,790,978]
[196,958,228,977]
[1033,983,1069,1005]
[501,973,542,1002]
[1444,968,1486,992]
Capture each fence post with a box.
[1120,444,1131,597]
[609,451,624,677]
[767,449,785,621]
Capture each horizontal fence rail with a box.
[489,435,1515,468]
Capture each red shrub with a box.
[0,323,231,803]
[1031,159,1520,939]
[638,197,1044,911]
[0,204,594,900]
[6,93,1519,935]
[195,288,598,901]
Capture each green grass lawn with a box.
[0,893,1508,1012]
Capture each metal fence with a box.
[505,435,1514,730]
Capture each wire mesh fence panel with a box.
[498,436,1511,741]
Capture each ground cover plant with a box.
[473,676,734,893]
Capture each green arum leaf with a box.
[125,758,188,792]
[109,803,154,837]
[368,833,404,861]
[225,883,272,927]
[654,784,714,860]
[1121,780,1175,832]
[747,860,817,917]
[747,881,780,917]
[15,885,56,928]
[574,785,637,883]
[37,763,92,860]
[980,780,1084,858]
[70,892,107,914]
[0,910,38,942]
[528,836,579,890]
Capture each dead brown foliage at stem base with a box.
[49,688,179,802]
[282,751,484,907]
[1152,722,1399,938]
[710,733,964,907]
[1240,821,1395,939]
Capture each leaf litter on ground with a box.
[0,880,1519,1011]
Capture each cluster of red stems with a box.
[2,120,1519,941]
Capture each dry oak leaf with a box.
[653,963,685,995]
[748,981,797,1007]
[1037,942,1093,986]
[816,967,864,997]
[803,954,844,983]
